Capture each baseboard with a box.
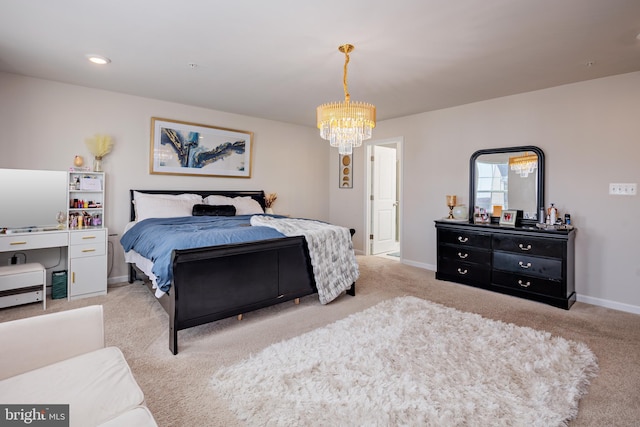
[108,275,128,285]
[576,294,640,315]
[400,259,436,271]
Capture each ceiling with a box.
[1,0,639,128]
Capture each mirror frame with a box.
[468,145,545,226]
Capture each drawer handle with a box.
[81,249,96,253]
[10,241,27,245]
[518,279,531,288]
[72,272,75,283]
[518,244,532,251]
[457,236,469,243]
[457,268,468,275]
[518,261,532,269]
[82,236,97,240]
[457,252,468,259]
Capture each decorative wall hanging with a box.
[339,154,353,188]
[150,117,253,178]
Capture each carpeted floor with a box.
[1,255,639,426]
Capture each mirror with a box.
[0,168,68,230]
[468,146,544,225]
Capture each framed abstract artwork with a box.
[339,154,353,188]
[150,117,253,178]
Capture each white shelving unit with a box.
[67,171,107,299]
[68,171,105,229]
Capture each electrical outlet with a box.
[609,183,637,196]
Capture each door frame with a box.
[364,136,404,257]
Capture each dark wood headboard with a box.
[129,189,266,221]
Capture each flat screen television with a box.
[0,168,68,230]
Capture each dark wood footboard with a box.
[126,189,356,354]
[167,236,315,354]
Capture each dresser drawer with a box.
[438,258,491,283]
[493,251,562,280]
[493,270,564,298]
[0,232,68,252]
[438,229,491,249]
[70,229,106,245]
[69,242,106,258]
[493,234,564,258]
[439,244,491,266]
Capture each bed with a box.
[122,189,357,354]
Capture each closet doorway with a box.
[365,137,402,258]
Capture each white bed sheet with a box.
[123,222,165,298]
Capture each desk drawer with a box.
[493,251,562,280]
[70,229,106,245]
[0,232,68,252]
[69,242,105,258]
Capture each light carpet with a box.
[211,296,598,426]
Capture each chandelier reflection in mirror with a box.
[508,152,538,178]
[316,44,376,155]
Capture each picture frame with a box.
[499,209,519,227]
[150,117,253,178]
[339,154,353,188]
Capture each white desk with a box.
[0,228,107,301]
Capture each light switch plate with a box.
[609,183,637,196]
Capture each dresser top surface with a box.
[435,220,575,236]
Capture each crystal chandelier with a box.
[316,44,376,155]
[508,152,538,178]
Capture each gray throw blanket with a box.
[250,216,359,304]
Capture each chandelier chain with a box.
[342,47,350,103]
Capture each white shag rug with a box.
[211,296,598,426]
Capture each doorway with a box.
[365,138,402,258]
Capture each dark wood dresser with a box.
[435,220,576,309]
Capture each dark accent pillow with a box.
[192,204,236,217]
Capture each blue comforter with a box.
[120,215,285,293]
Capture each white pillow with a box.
[204,195,234,206]
[231,196,264,215]
[133,191,202,203]
[135,195,198,221]
[133,192,203,220]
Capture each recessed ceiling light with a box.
[85,54,111,65]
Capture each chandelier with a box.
[509,152,538,178]
[316,44,376,155]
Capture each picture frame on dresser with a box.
[499,210,520,227]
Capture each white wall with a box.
[332,72,640,312]
[2,71,639,313]
[0,72,328,281]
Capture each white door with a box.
[371,145,399,254]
